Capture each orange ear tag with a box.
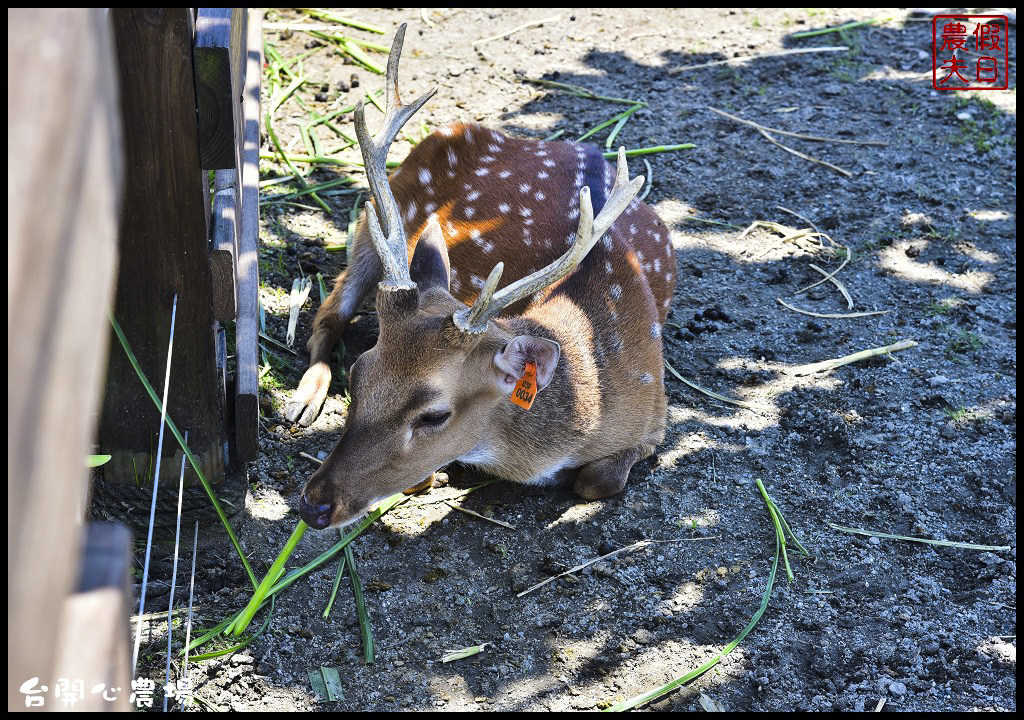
[509,361,538,410]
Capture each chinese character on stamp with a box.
[932,15,1009,91]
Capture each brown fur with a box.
[292,124,675,527]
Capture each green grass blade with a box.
[108,312,257,589]
[264,493,408,599]
[323,552,348,619]
[346,544,374,664]
[232,521,308,635]
[602,144,695,158]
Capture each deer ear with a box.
[493,336,560,395]
[409,215,450,293]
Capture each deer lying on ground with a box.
[289,25,675,530]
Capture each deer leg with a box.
[573,442,656,500]
[285,230,382,426]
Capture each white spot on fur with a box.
[605,261,613,274]
[542,158,556,168]
[519,183,531,194]
[602,235,613,250]
[418,167,431,184]
[610,284,622,300]
[404,202,417,222]
[424,202,437,215]
[499,203,510,213]
[481,155,495,164]
[534,190,546,201]
[487,143,501,153]
[474,167,489,176]
[519,207,532,217]
[651,322,661,338]
[537,171,549,180]
[465,206,476,218]
[639,372,654,384]
[447,148,457,166]
[467,189,481,201]
[470,275,484,289]
[499,170,512,179]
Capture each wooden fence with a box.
[7,8,262,709]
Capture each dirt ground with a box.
[138,8,1015,711]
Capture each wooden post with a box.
[194,8,247,172]
[99,8,227,499]
[7,8,123,710]
[235,9,263,463]
[51,524,133,712]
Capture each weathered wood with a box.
[7,8,123,710]
[235,9,263,462]
[195,8,247,170]
[51,524,132,712]
[100,8,227,494]
[210,187,238,321]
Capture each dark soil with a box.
[137,8,1015,711]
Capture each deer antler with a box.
[354,24,436,290]
[453,147,644,333]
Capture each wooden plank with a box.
[210,187,238,321]
[51,524,132,712]
[7,8,123,709]
[100,8,226,492]
[235,8,263,462]
[194,8,247,170]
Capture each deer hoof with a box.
[285,361,332,426]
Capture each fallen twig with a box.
[795,253,850,294]
[668,46,850,74]
[708,106,887,146]
[776,298,889,319]
[665,360,762,411]
[791,340,917,377]
[757,126,854,177]
[791,17,892,39]
[474,14,560,46]
[829,523,1010,552]
[808,262,854,309]
[518,537,715,598]
[774,205,823,236]
[444,501,516,529]
[442,643,491,663]
[523,77,640,106]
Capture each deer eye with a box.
[414,409,451,430]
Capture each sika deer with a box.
[289,25,675,529]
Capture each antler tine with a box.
[453,147,643,333]
[354,23,436,290]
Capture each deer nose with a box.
[298,494,334,529]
